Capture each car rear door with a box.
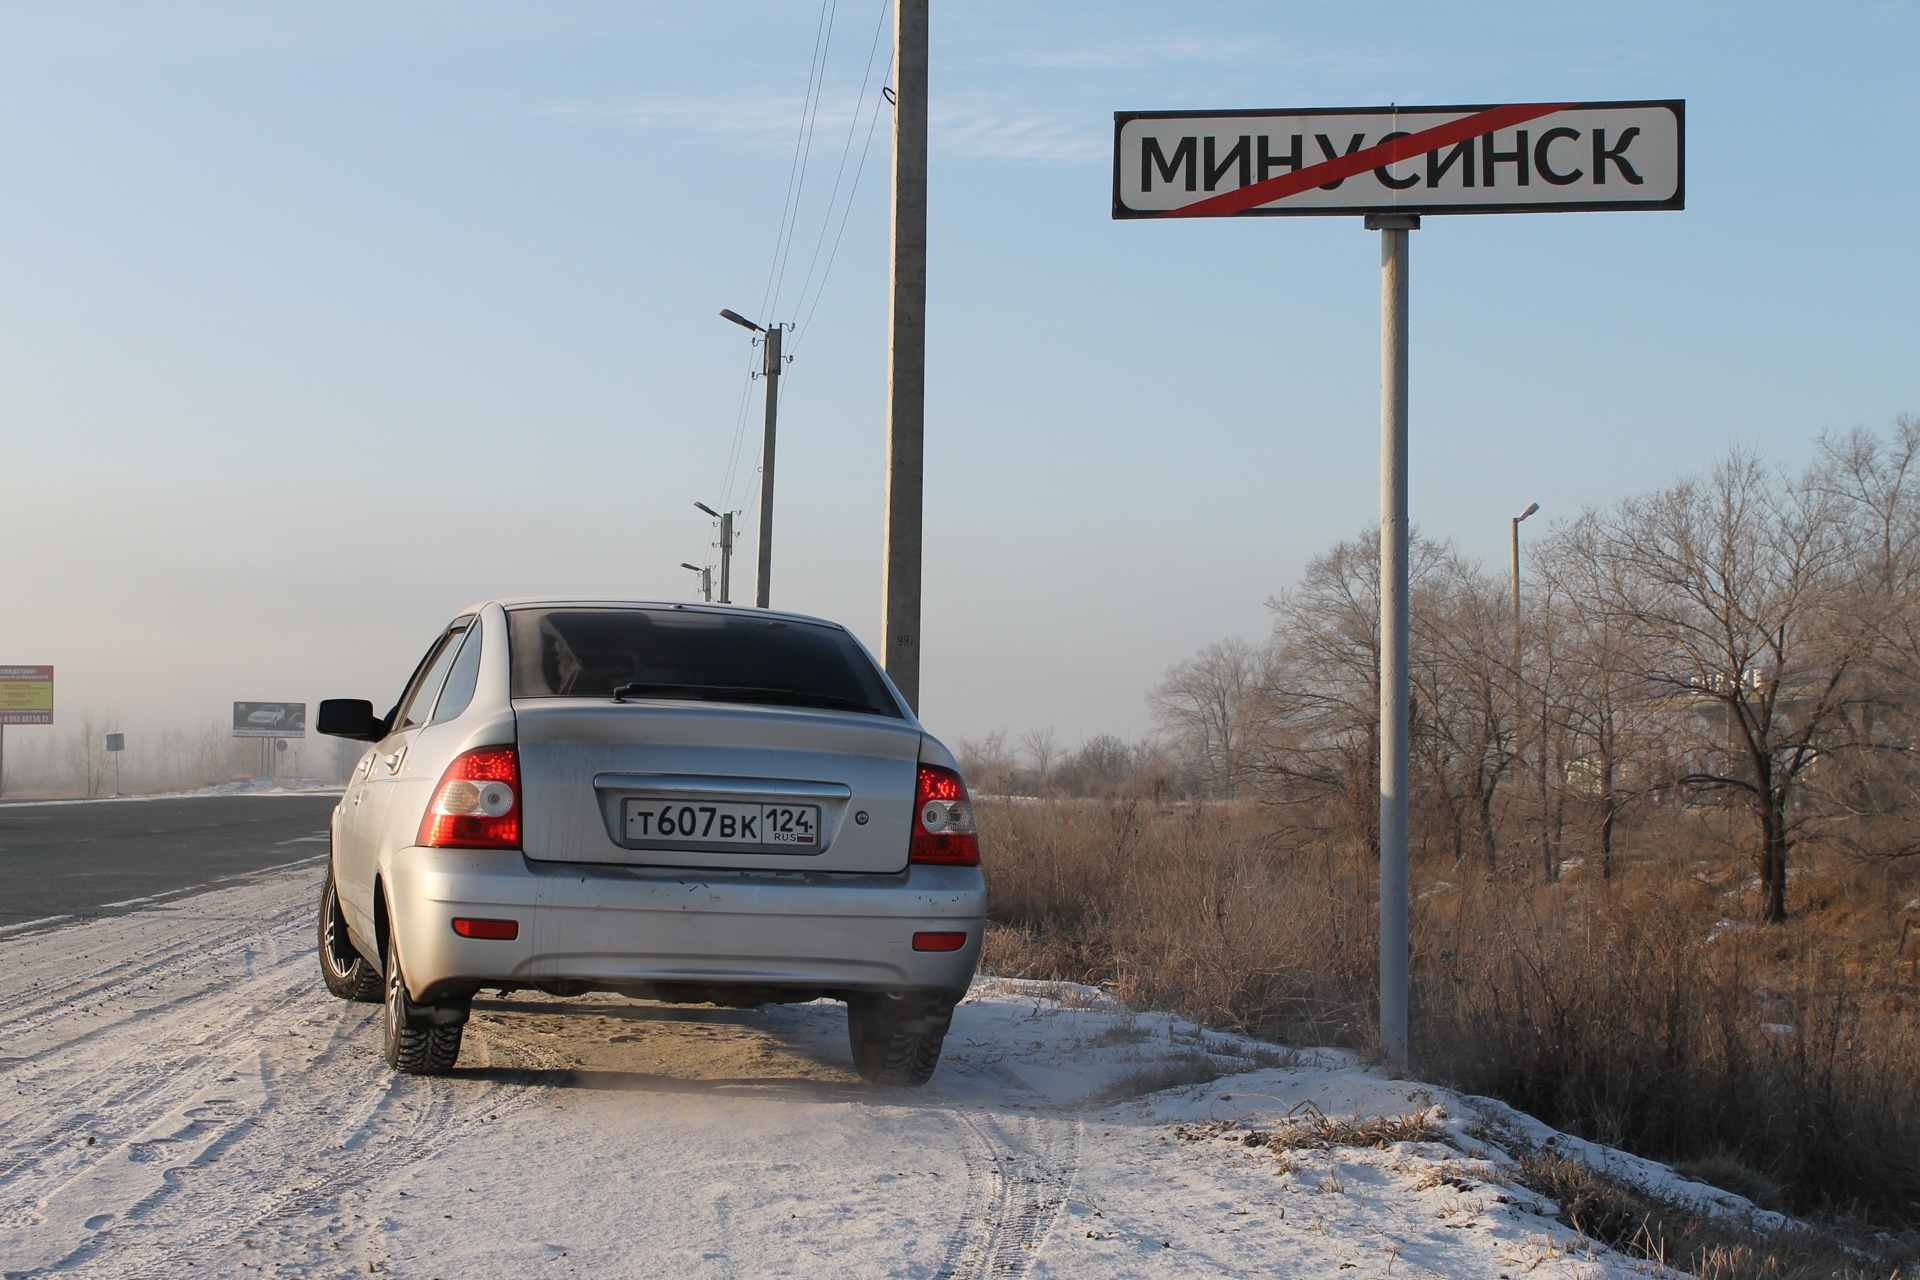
[349,618,474,896]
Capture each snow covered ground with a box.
[0,866,1773,1279]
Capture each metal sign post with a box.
[1114,99,1684,1068]
[105,732,125,797]
[1369,211,1415,1066]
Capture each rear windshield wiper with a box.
[610,683,887,715]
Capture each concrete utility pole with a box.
[695,502,736,604]
[681,562,713,602]
[756,324,783,609]
[1367,212,1417,1069]
[718,309,784,609]
[883,0,929,713]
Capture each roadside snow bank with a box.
[0,870,1775,1279]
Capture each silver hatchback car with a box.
[315,599,985,1085]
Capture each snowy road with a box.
[0,867,1697,1278]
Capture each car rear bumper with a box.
[383,848,985,1005]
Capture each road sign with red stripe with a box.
[1113,101,1683,218]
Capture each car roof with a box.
[455,598,853,632]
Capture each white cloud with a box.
[534,94,865,151]
[536,93,1106,165]
[1005,33,1279,71]
[931,104,1106,164]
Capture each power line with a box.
[720,1,890,519]
[790,0,891,346]
[795,48,892,347]
[718,348,759,511]
[758,0,839,325]
[725,0,835,512]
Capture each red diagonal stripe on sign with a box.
[1158,101,1576,218]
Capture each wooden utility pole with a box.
[883,0,928,713]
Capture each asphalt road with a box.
[0,794,338,934]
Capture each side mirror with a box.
[318,698,383,741]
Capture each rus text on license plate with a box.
[623,799,819,848]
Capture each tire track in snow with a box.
[0,871,563,1278]
[935,1109,1081,1278]
[0,886,316,1051]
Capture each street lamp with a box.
[1511,501,1544,877]
[680,562,712,602]
[719,309,783,608]
[694,501,735,604]
[1511,500,1540,716]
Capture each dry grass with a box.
[1514,1151,1919,1280]
[1180,1101,1449,1153]
[1094,1053,1224,1103]
[978,796,1920,1248]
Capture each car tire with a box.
[318,874,382,1003]
[846,995,949,1087]
[382,938,462,1076]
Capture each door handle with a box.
[384,750,405,773]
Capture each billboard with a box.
[0,666,54,726]
[232,702,307,739]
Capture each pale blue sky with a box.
[1,1,1914,762]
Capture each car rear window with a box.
[506,607,903,718]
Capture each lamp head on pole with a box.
[1516,502,1540,523]
[718,308,764,333]
[694,501,719,518]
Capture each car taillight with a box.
[418,746,520,849]
[452,917,520,940]
[909,764,978,866]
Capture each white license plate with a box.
[623,799,819,848]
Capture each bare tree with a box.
[1020,726,1058,795]
[1799,415,1920,860]
[65,711,109,798]
[1588,447,1870,921]
[957,729,1016,795]
[1255,530,1452,856]
[1410,549,1517,868]
[1058,734,1146,797]
[1149,637,1266,797]
[1540,518,1666,878]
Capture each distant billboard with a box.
[233,701,306,738]
[1,666,54,726]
